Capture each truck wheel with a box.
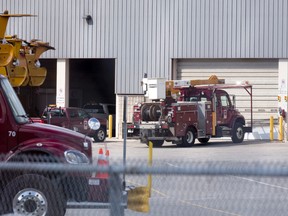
[145,140,164,147]
[94,126,106,142]
[198,138,210,144]
[179,128,196,147]
[232,122,244,143]
[2,174,66,216]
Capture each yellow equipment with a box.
[4,36,28,87]
[0,10,54,87]
[127,186,150,213]
[0,10,32,69]
[0,43,14,67]
[165,75,225,97]
[25,40,55,86]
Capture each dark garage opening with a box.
[69,59,115,107]
[18,59,115,117]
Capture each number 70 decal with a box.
[8,131,16,137]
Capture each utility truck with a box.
[128,75,253,147]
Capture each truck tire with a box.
[232,122,244,143]
[145,140,164,147]
[2,174,66,216]
[94,126,106,142]
[179,128,196,147]
[198,138,210,144]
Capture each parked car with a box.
[41,106,107,142]
[83,103,116,136]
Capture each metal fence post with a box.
[279,116,284,141]
[109,172,124,216]
[270,116,274,141]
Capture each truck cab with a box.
[0,75,111,215]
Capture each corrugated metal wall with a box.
[1,0,288,94]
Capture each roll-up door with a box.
[176,59,278,126]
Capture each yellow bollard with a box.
[127,186,150,212]
[148,141,153,198]
[212,112,216,136]
[108,114,113,138]
[279,116,284,141]
[270,116,274,141]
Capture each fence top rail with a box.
[0,161,288,176]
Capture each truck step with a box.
[221,127,231,136]
[197,129,205,137]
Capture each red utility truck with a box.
[128,76,253,147]
[0,75,112,215]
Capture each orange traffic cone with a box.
[105,149,110,159]
[96,148,109,179]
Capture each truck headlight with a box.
[64,150,89,164]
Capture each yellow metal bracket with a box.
[0,43,14,67]
[0,10,35,39]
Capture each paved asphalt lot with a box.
[95,137,288,163]
[65,138,288,216]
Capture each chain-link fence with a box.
[1,157,288,216]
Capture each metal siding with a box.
[249,0,255,57]
[278,0,283,57]
[150,0,156,78]
[263,0,269,57]
[273,0,278,57]
[169,0,175,58]
[208,0,214,58]
[227,0,233,57]
[161,0,166,76]
[1,0,288,94]
[283,0,288,57]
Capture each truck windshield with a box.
[1,78,29,124]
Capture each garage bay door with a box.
[177,59,278,126]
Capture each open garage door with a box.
[69,59,116,136]
[176,59,278,126]
[18,59,116,122]
[69,59,115,107]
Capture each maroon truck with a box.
[128,77,253,147]
[40,106,107,142]
[0,75,113,215]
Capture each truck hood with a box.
[18,122,93,154]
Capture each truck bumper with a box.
[127,123,140,137]
[62,175,110,202]
[66,176,128,209]
[87,177,109,202]
[67,191,128,209]
[244,126,252,133]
